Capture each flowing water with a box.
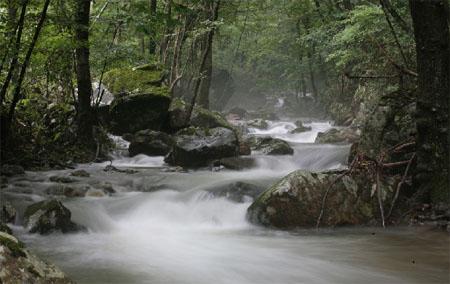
[5,121,449,284]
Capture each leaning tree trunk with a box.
[0,0,28,105]
[198,34,213,109]
[7,0,51,126]
[74,0,94,144]
[149,0,157,55]
[409,0,449,202]
[186,0,220,123]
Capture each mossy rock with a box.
[109,92,171,135]
[315,128,359,144]
[0,232,26,258]
[128,129,174,156]
[165,127,239,167]
[250,137,294,155]
[0,231,74,283]
[103,64,168,95]
[168,98,189,130]
[24,199,84,234]
[191,107,233,130]
[247,170,394,229]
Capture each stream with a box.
[5,120,449,284]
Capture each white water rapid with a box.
[6,120,449,284]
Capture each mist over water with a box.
[10,121,449,284]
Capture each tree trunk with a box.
[149,0,157,55]
[0,0,18,73]
[307,48,318,98]
[8,0,50,118]
[382,0,412,34]
[198,34,213,109]
[186,0,220,122]
[0,0,28,105]
[74,0,94,144]
[160,0,172,63]
[409,0,449,202]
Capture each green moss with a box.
[0,234,26,258]
[177,126,200,136]
[191,107,235,131]
[169,97,187,111]
[103,65,168,96]
[24,199,60,219]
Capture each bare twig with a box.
[316,154,359,229]
[382,160,412,168]
[95,21,122,107]
[387,153,416,219]
[344,73,398,80]
[380,0,409,68]
[90,0,111,30]
[376,162,386,228]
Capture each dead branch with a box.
[344,73,398,80]
[376,160,386,228]
[382,160,413,168]
[316,154,359,229]
[387,153,416,219]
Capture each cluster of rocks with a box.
[98,67,308,169]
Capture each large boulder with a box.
[0,231,74,283]
[315,128,359,144]
[250,137,294,155]
[128,129,174,157]
[247,170,394,229]
[24,199,84,234]
[109,92,171,135]
[165,127,239,167]
[104,64,171,135]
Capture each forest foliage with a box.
[0,0,446,174]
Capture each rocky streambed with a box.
[1,119,449,284]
